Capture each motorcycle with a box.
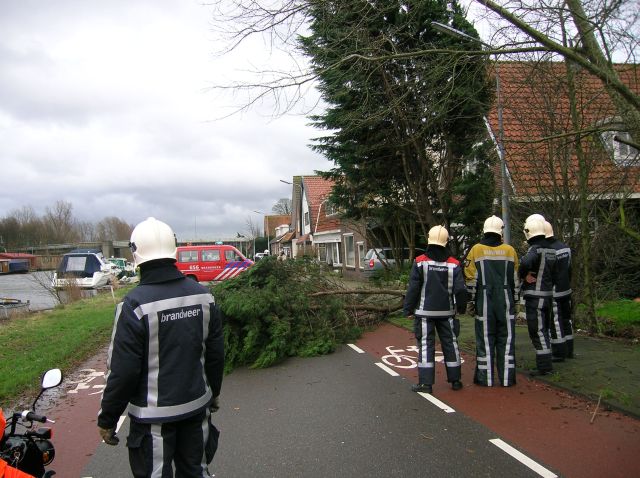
[1,369,62,478]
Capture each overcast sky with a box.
[0,0,328,241]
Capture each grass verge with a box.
[0,287,130,405]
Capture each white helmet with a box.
[523,214,546,240]
[544,221,554,239]
[427,225,449,246]
[129,217,177,267]
[483,215,504,236]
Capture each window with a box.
[317,243,327,262]
[325,242,341,265]
[325,202,339,216]
[560,216,597,237]
[202,250,220,262]
[304,211,310,226]
[600,121,639,166]
[357,242,365,269]
[179,250,198,263]
[344,235,355,267]
[225,250,236,261]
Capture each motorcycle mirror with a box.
[41,369,63,389]
[31,369,63,410]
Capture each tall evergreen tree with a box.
[300,0,494,252]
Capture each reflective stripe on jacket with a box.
[464,240,519,299]
[98,264,224,428]
[547,238,572,297]
[404,253,467,318]
[519,237,556,299]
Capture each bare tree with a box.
[272,198,292,215]
[43,200,79,244]
[94,217,134,241]
[244,215,262,257]
[474,0,640,146]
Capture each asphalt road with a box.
[80,344,548,478]
[38,323,639,478]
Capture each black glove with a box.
[99,426,119,446]
[210,396,220,413]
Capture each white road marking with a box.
[417,392,456,413]
[347,343,365,354]
[489,438,557,478]
[374,362,399,376]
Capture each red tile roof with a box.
[301,176,341,234]
[264,215,290,237]
[486,62,640,197]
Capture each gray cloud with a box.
[0,0,327,240]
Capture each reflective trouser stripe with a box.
[136,413,212,478]
[550,299,567,360]
[417,317,461,385]
[553,297,574,359]
[475,288,516,386]
[525,298,553,372]
[150,424,164,478]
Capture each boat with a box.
[0,253,33,274]
[0,297,30,319]
[52,249,116,289]
[106,257,139,284]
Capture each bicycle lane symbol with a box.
[380,345,464,369]
[66,368,105,396]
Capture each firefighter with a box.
[98,217,224,477]
[404,225,467,394]
[545,221,574,360]
[519,214,556,376]
[464,215,519,387]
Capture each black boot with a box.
[411,383,432,393]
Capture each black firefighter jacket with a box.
[98,261,224,429]
[519,236,556,300]
[547,237,572,298]
[404,245,467,319]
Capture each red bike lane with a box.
[45,350,109,478]
[355,322,640,478]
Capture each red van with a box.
[176,244,253,282]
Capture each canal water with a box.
[0,271,60,311]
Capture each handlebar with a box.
[20,410,49,423]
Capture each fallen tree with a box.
[212,257,404,372]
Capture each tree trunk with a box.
[565,60,599,333]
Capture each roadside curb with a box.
[516,367,640,421]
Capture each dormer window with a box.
[600,120,638,166]
[325,202,339,216]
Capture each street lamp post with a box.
[431,22,511,244]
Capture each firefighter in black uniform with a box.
[545,221,574,360]
[98,217,224,478]
[404,226,467,394]
[519,214,556,376]
[464,216,519,387]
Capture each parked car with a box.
[254,250,271,261]
[363,247,423,276]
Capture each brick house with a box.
[284,175,369,279]
[484,61,639,238]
